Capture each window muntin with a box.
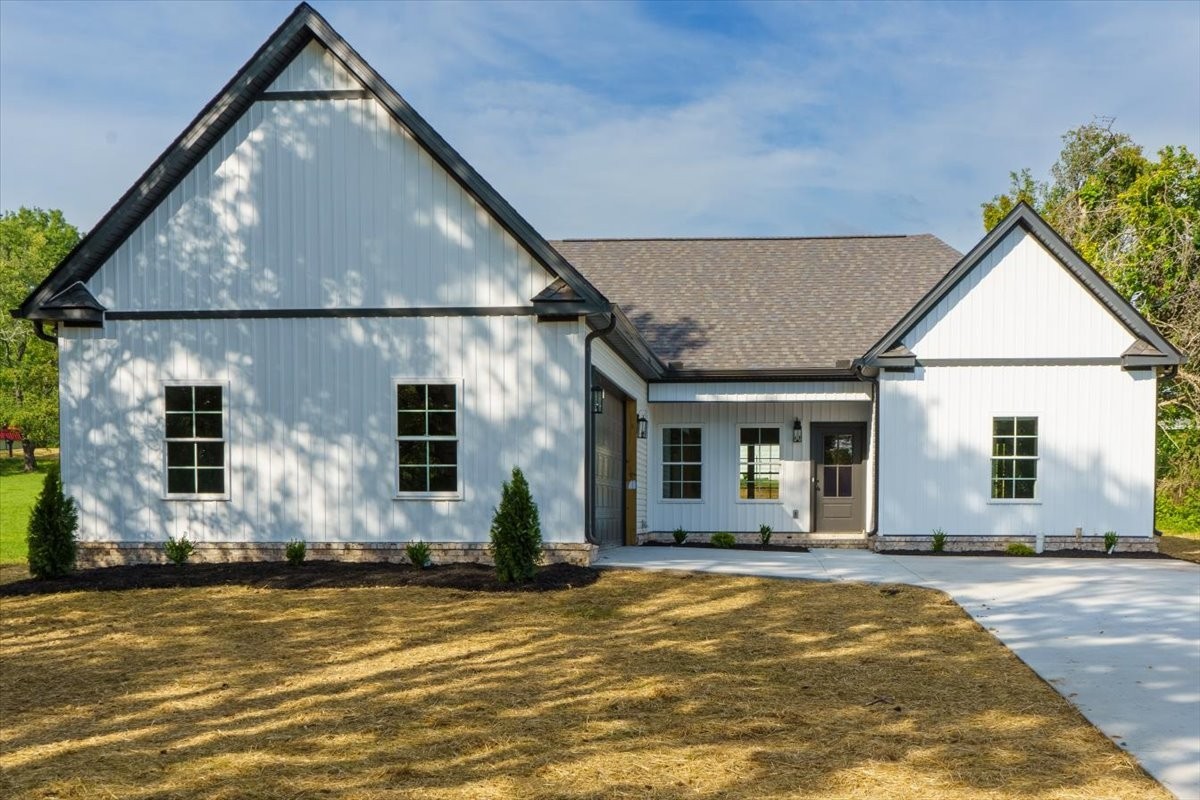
[396,383,459,495]
[991,417,1037,499]
[662,427,702,500]
[739,427,781,500]
[165,385,225,495]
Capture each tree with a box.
[27,464,79,578]
[982,120,1200,528]
[489,466,543,582]
[0,208,80,471]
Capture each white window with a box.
[739,426,781,500]
[661,427,702,500]
[991,417,1037,499]
[164,384,226,496]
[396,382,460,496]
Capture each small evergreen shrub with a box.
[26,466,78,579]
[931,528,947,553]
[406,539,432,568]
[672,527,688,545]
[285,539,306,566]
[1005,542,1035,557]
[1103,531,1119,553]
[711,531,736,549]
[164,535,195,565]
[490,467,542,583]
[759,524,773,545]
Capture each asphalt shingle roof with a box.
[551,235,963,372]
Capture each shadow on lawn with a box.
[0,571,1165,799]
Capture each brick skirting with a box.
[636,531,870,549]
[75,541,599,568]
[873,534,1158,553]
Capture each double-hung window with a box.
[739,427,781,500]
[164,385,226,496]
[396,382,460,496]
[991,417,1037,499]
[661,427,702,500]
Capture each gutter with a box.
[32,321,58,346]
[583,311,617,545]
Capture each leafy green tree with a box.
[0,208,80,471]
[983,120,1200,529]
[489,466,543,582]
[27,464,79,578]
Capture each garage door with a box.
[593,385,625,547]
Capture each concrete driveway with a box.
[596,546,1200,799]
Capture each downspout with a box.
[32,321,58,346]
[854,362,880,538]
[583,312,617,545]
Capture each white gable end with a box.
[905,227,1135,359]
[88,42,553,312]
[267,40,365,92]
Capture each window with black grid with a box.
[991,417,1037,499]
[739,427,781,500]
[661,427,702,499]
[396,383,459,495]
[164,385,225,495]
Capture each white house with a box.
[16,4,1183,565]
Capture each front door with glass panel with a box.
[810,424,866,532]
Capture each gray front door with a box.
[593,381,626,547]
[811,424,866,532]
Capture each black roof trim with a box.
[557,234,914,243]
[17,2,609,319]
[863,203,1183,366]
[651,368,862,384]
[25,281,106,324]
[532,277,584,304]
[587,305,668,381]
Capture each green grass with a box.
[0,454,58,564]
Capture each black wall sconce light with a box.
[591,385,605,414]
[793,418,803,443]
[636,414,648,439]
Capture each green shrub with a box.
[1103,531,1119,553]
[490,467,542,583]
[1005,542,1035,557]
[26,465,78,579]
[672,527,688,544]
[164,536,195,565]
[406,539,432,568]
[285,539,306,566]
[711,531,736,549]
[759,524,773,545]
[931,528,947,553]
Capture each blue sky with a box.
[1,0,1197,251]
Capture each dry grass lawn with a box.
[0,570,1167,799]
[1159,533,1200,564]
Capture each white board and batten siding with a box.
[879,227,1155,538]
[62,40,589,546]
[648,401,872,534]
[592,340,649,532]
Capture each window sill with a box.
[394,493,463,502]
[986,499,1042,505]
[161,494,230,502]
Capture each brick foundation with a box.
[637,531,870,549]
[75,541,599,568]
[873,534,1157,554]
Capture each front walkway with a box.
[596,546,1200,800]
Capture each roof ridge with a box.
[553,234,926,242]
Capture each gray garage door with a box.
[593,385,625,547]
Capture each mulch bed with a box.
[886,549,1172,559]
[641,540,810,553]
[0,560,599,596]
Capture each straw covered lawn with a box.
[0,570,1166,799]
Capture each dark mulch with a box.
[886,549,1172,559]
[0,560,600,596]
[641,541,810,553]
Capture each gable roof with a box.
[864,202,1184,367]
[15,2,608,321]
[552,235,962,374]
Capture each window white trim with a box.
[735,423,784,504]
[656,423,705,503]
[160,380,230,502]
[393,377,464,501]
[989,415,1039,502]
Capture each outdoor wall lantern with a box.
[636,414,648,439]
[591,385,605,414]
[793,418,803,443]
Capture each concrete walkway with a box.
[596,546,1200,800]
